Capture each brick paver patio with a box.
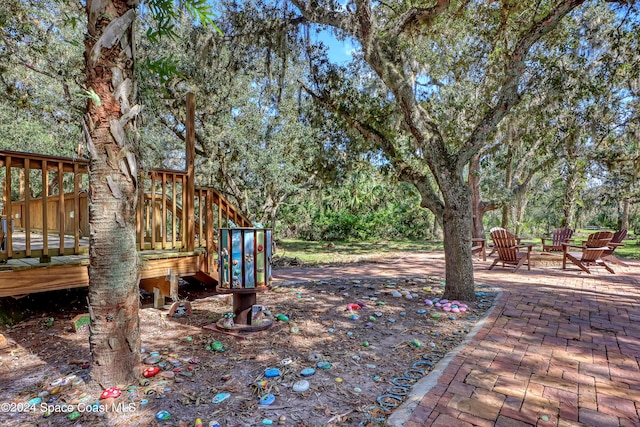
[274,252,640,426]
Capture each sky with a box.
[313,29,357,64]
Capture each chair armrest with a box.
[472,238,485,246]
[608,242,624,248]
[516,244,533,252]
[561,242,584,253]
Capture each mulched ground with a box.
[0,267,497,427]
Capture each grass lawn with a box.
[275,238,444,265]
[275,233,640,265]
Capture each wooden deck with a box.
[1,145,251,298]
[0,246,212,298]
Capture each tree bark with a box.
[619,197,630,231]
[562,157,582,229]
[84,0,141,387]
[469,159,483,239]
[440,182,475,301]
[468,153,498,239]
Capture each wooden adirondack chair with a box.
[487,227,521,257]
[541,228,573,252]
[603,229,628,266]
[488,228,533,272]
[562,231,614,274]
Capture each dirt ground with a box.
[0,261,497,427]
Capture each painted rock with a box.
[155,410,170,420]
[280,358,293,366]
[292,380,310,392]
[300,367,316,377]
[212,393,231,404]
[264,368,281,378]
[317,361,331,370]
[275,314,289,322]
[159,371,175,379]
[100,388,121,399]
[307,353,322,362]
[259,393,275,405]
[143,366,160,378]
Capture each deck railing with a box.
[0,150,89,260]
[1,150,251,264]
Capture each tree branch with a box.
[460,0,586,168]
[394,0,451,36]
[289,0,355,32]
[20,60,73,103]
[301,83,445,216]
[157,115,207,157]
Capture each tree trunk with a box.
[561,161,581,229]
[468,154,486,239]
[440,183,475,301]
[431,216,438,238]
[85,0,141,387]
[513,190,528,237]
[619,197,630,231]
[500,204,510,229]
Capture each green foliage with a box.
[0,1,85,156]
[143,56,184,83]
[145,0,180,42]
[280,170,436,241]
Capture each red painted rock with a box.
[100,387,121,399]
[143,366,160,378]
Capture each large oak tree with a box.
[291,0,633,300]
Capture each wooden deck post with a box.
[57,162,65,255]
[24,159,31,256]
[73,163,80,253]
[41,160,49,262]
[206,189,215,274]
[4,156,12,257]
[186,93,196,252]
